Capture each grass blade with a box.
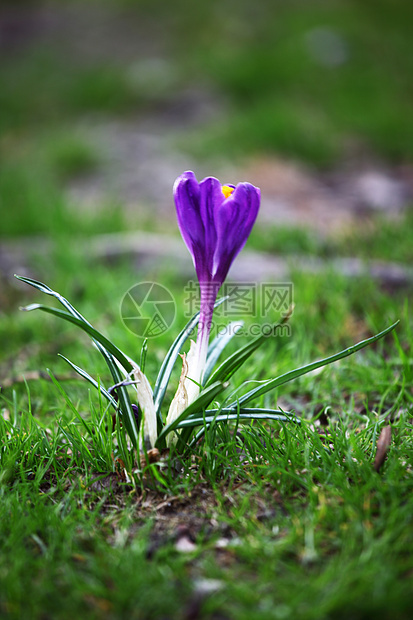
[47,371,94,437]
[58,354,118,409]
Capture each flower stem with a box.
[186,282,219,402]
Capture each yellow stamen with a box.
[222,185,234,199]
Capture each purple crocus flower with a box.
[174,171,260,288]
[168,171,260,416]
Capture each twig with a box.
[1,371,79,390]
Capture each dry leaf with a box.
[373,425,392,472]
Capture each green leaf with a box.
[103,354,140,448]
[16,274,139,447]
[16,275,91,322]
[185,407,300,452]
[205,332,267,387]
[205,310,293,388]
[175,407,299,429]
[202,321,243,385]
[152,297,228,426]
[23,304,133,373]
[231,321,399,408]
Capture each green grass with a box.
[2,403,413,619]
[0,482,192,618]
[1,244,412,618]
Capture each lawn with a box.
[1,1,413,618]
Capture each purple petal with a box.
[213,182,260,283]
[174,171,209,280]
[174,172,228,283]
[198,176,223,275]
[174,171,201,255]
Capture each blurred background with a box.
[1,0,413,235]
[1,0,412,385]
